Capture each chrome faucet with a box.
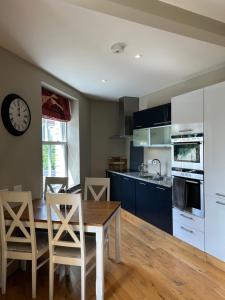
[152,159,162,178]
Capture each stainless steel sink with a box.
[139,174,164,181]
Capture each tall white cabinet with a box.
[204,81,225,262]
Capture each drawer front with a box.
[173,221,205,251]
[173,208,204,232]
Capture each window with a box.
[42,118,67,187]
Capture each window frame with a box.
[42,119,68,180]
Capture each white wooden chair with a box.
[84,177,110,201]
[46,193,96,300]
[13,185,22,191]
[44,177,68,197]
[0,191,49,298]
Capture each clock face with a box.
[1,94,31,136]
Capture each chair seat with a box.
[7,232,49,257]
[54,235,96,263]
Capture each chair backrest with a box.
[44,177,68,196]
[84,177,110,201]
[0,191,36,254]
[13,185,22,192]
[46,193,85,261]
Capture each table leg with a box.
[115,207,121,263]
[96,226,104,300]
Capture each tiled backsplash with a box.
[144,147,171,176]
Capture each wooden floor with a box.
[1,211,225,300]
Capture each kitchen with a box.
[1,1,225,299]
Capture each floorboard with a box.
[1,212,225,299]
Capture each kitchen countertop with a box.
[107,170,172,188]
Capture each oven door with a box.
[185,178,204,217]
[172,141,203,170]
[172,176,204,217]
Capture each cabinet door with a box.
[135,181,154,222]
[120,176,136,214]
[205,194,225,261]
[151,104,171,127]
[172,89,203,126]
[108,172,121,201]
[204,81,225,197]
[133,109,151,129]
[152,185,172,234]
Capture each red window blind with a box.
[42,87,71,122]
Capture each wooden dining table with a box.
[6,198,121,300]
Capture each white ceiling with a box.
[0,0,225,101]
[160,0,225,23]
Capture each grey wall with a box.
[0,47,91,197]
[90,100,126,176]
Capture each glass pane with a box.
[42,144,66,180]
[150,126,171,145]
[42,118,67,142]
[133,128,150,147]
[174,143,200,163]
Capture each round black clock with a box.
[1,94,31,136]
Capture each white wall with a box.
[90,100,126,176]
[0,47,91,197]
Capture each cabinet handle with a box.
[216,193,225,198]
[216,200,225,206]
[156,187,165,191]
[139,182,146,186]
[185,180,199,185]
[179,129,193,132]
[123,177,129,181]
[153,121,170,126]
[180,226,194,234]
[136,125,142,128]
[180,213,193,220]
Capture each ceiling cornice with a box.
[66,0,225,47]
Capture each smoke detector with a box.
[110,42,127,54]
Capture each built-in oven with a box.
[171,134,203,171]
[172,168,204,217]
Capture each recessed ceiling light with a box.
[101,79,107,83]
[135,53,143,59]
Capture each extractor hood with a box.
[110,97,139,138]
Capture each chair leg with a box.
[81,266,86,300]
[32,260,37,299]
[1,254,7,295]
[49,261,54,300]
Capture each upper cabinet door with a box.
[204,81,225,197]
[133,103,171,129]
[171,89,203,133]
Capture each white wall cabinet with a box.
[172,88,203,124]
[205,195,225,261]
[204,81,225,197]
[204,81,225,261]
[171,89,203,134]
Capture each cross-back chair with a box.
[44,177,68,197]
[84,177,110,201]
[46,193,96,300]
[0,191,49,298]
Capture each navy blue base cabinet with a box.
[135,180,172,234]
[107,171,172,235]
[120,176,136,214]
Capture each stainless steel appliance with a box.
[171,133,203,171]
[172,168,204,217]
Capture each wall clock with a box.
[1,94,31,136]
